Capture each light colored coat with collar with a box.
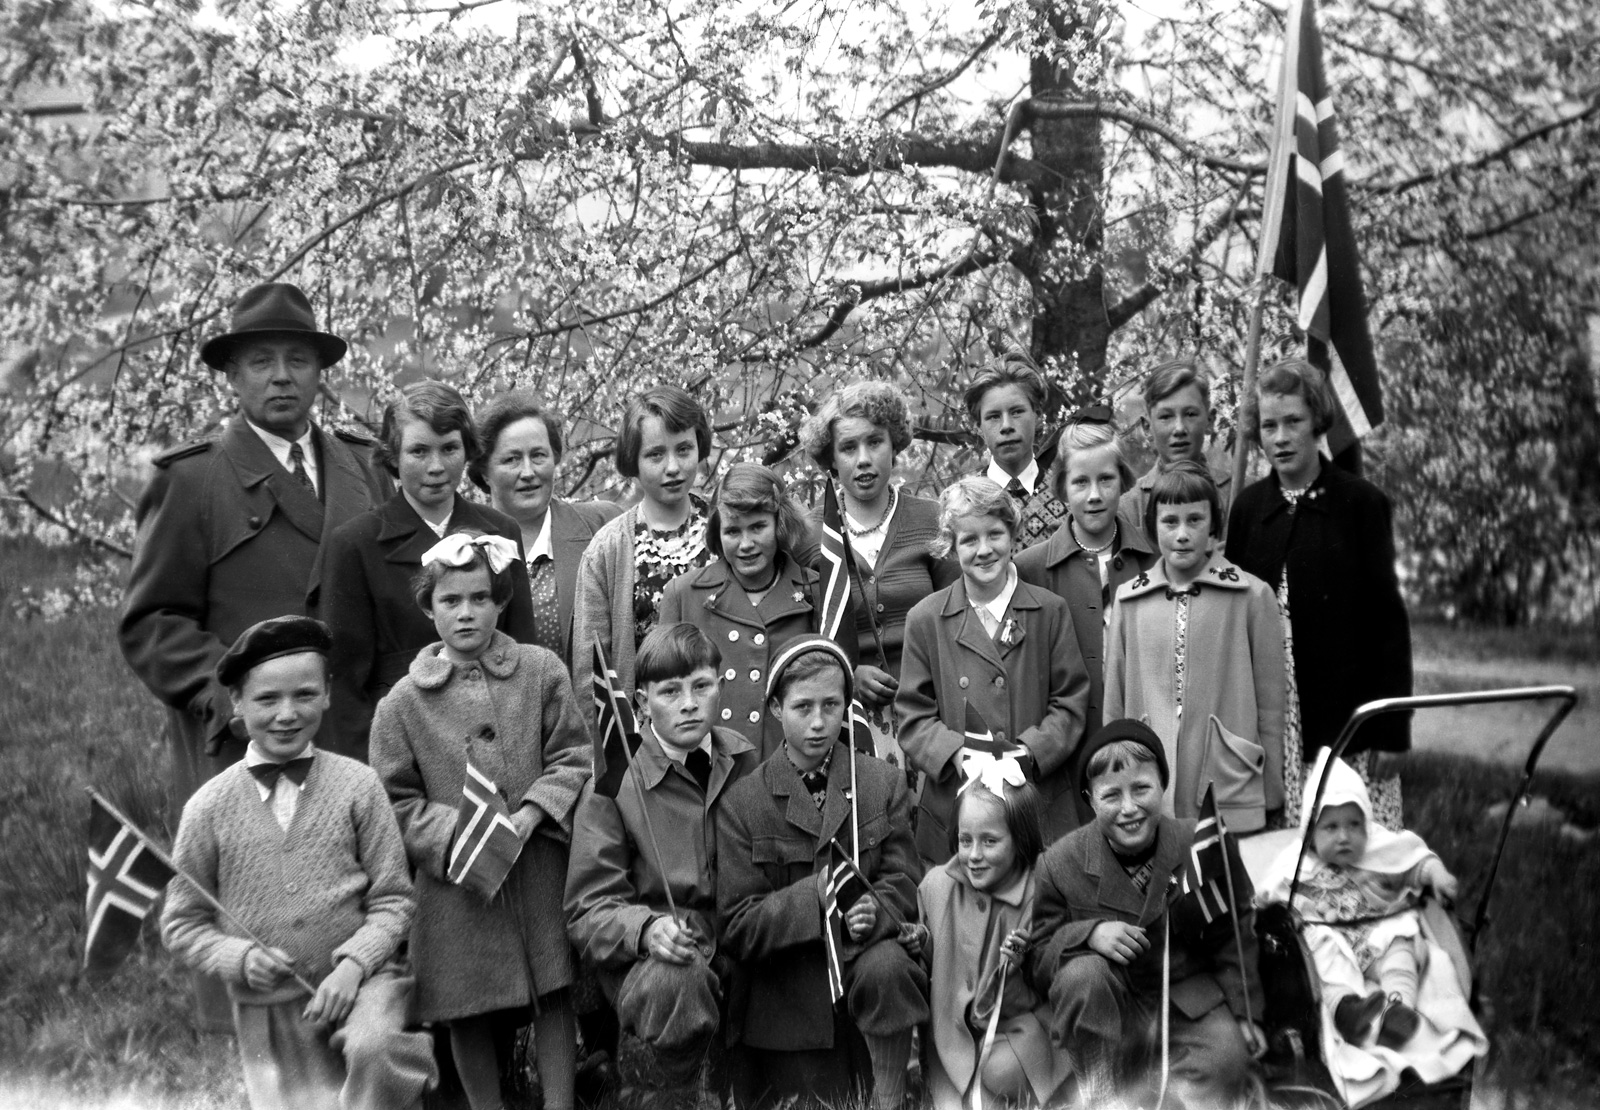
[1104,552,1286,829]
[564,724,759,993]
[119,415,390,799]
[544,498,624,666]
[717,741,923,1051]
[657,551,825,759]
[369,631,591,1021]
[919,861,1068,1109]
[896,577,1090,863]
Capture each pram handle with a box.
[1288,685,1579,954]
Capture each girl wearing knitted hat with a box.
[1258,748,1486,1106]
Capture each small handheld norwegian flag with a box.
[84,792,176,979]
[1170,784,1245,946]
[592,640,644,799]
[446,757,522,901]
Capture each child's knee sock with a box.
[533,995,579,1110]
[864,1029,913,1110]
[1375,940,1420,1006]
[450,1016,504,1110]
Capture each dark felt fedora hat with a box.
[200,283,348,371]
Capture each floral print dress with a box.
[632,499,711,646]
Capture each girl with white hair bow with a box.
[910,754,1072,1110]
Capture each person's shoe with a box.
[1334,991,1385,1043]
[1377,995,1421,1049]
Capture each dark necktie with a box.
[527,555,562,653]
[288,441,315,494]
[249,756,314,791]
[685,748,712,793]
[1005,477,1028,502]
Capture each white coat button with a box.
[959,676,969,689]
[749,669,762,682]
[725,668,737,681]
[748,710,761,724]
[721,708,732,720]
[728,630,740,641]
[753,633,766,645]
[995,676,1006,690]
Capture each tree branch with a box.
[878,30,1004,120]
[6,492,133,559]
[1024,100,1267,177]
[1104,197,1259,330]
[1364,95,1600,195]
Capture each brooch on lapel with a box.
[706,592,720,610]
[1211,565,1240,582]
[793,589,807,603]
[1131,570,1151,590]
[998,618,1021,648]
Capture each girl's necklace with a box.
[740,563,782,602]
[1071,518,1117,556]
[845,484,897,537]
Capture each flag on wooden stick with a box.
[591,640,644,799]
[1258,0,1383,455]
[84,793,175,978]
[446,757,522,900]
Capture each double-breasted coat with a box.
[119,415,389,796]
[323,492,537,760]
[1104,553,1286,830]
[1226,460,1412,758]
[1016,504,1157,822]
[369,631,591,1022]
[563,725,759,993]
[919,862,1068,1110]
[716,743,924,1052]
[657,552,826,758]
[896,578,1091,862]
[541,498,624,666]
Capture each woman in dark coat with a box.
[1226,358,1412,829]
[324,380,536,758]
[472,389,622,666]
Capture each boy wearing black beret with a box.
[161,616,436,1110]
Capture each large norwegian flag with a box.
[84,793,176,978]
[591,640,644,799]
[1258,0,1383,455]
[817,481,853,643]
[446,757,522,900]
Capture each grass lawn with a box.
[2,539,1597,1108]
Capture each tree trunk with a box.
[1023,3,1112,411]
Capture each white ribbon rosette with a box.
[958,746,1028,798]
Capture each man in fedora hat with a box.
[121,282,390,803]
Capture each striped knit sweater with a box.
[161,751,414,1004]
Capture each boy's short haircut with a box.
[1085,739,1162,786]
[614,385,712,480]
[635,622,724,690]
[1049,420,1136,502]
[410,528,518,611]
[962,356,1048,425]
[1143,459,1223,542]
[1140,357,1212,412]
[767,647,847,707]
[1251,358,1338,443]
[377,379,481,477]
[950,779,1046,864]
[931,475,1020,558]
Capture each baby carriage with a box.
[1236,685,1580,1110]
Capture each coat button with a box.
[748,710,761,724]
[995,730,1007,744]
[753,633,766,646]
[876,603,885,612]
[958,677,969,689]
[975,896,988,913]
[248,516,262,528]
[728,630,740,642]
[479,725,496,742]
[721,708,732,720]
[994,676,1005,690]
[866,575,874,585]
[749,669,761,682]
[285,882,298,894]
[725,668,737,681]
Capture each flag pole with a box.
[625,729,680,924]
[86,788,316,994]
[1230,280,1269,501]
[1214,808,1256,1030]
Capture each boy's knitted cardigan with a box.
[161,751,415,1004]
